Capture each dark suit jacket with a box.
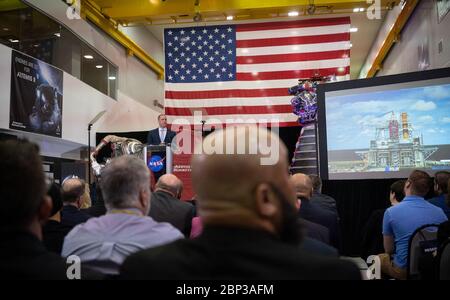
[120,226,361,280]
[0,231,72,279]
[42,220,73,254]
[311,192,338,214]
[147,128,176,145]
[149,191,195,237]
[299,217,330,245]
[61,205,92,227]
[298,198,341,250]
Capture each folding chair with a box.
[439,238,450,280]
[407,224,439,280]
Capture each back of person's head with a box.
[389,179,406,205]
[405,170,432,197]
[155,174,183,199]
[309,175,322,193]
[291,173,313,200]
[62,178,85,207]
[191,126,300,245]
[0,140,50,230]
[434,171,450,195]
[100,155,151,215]
[47,182,63,217]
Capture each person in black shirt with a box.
[360,179,405,260]
[42,182,73,254]
[0,140,71,279]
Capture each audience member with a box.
[379,170,448,280]
[360,180,405,259]
[292,174,341,249]
[42,182,73,254]
[309,175,338,214]
[0,140,70,279]
[62,156,183,274]
[428,171,450,218]
[149,174,195,237]
[61,178,92,227]
[85,181,107,217]
[120,126,360,280]
[190,216,203,238]
[80,183,92,209]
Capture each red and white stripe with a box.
[165,17,351,127]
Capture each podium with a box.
[144,144,173,177]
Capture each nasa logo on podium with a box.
[148,155,164,172]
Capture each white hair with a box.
[100,155,150,210]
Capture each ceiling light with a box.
[359,8,365,12]
[108,76,116,80]
[349,27,358,33]
[84,55,94,59]
[226,15,234,21]
[288,11,299,17]
[2,27,9,31]
[96,65,103,69]
[9,39,19,43]
[353,8,360,12]
[54,32,61,37]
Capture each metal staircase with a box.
[290,123,319,175]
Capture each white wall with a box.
[0,44,11,130]
[23,0,165,112]
[377,0,450,76]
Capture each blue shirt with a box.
[62,209,183,274]
[428,194,450,219]
[382,195,448,269]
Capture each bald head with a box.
[62,178,85,204]
[192,126,294,220]
[155,174,183,199]
[290,173,313,200]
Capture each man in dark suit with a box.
[149,174,195,237]
[61,178,92,227]
[121,127,360,280]
[147,114,176,145]
[292,173,341,250]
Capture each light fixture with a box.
[2,27,9,31]
[96,65,103,69]
[349,27,358,33]
[288,11,299,17]
[226,15,234,21]
[84,55,94,59]
[54,32,61,37]
[108,76,116,80]
[9,39,19,43]
[359,8,365,12]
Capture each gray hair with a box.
[100,155,150,210]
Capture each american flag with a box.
[164,17,351,127]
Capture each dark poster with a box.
[10,50,63,137]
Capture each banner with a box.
[10,50,63,138]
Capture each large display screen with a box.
[318,68,450,180]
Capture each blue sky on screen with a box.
[326,83,450,150]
